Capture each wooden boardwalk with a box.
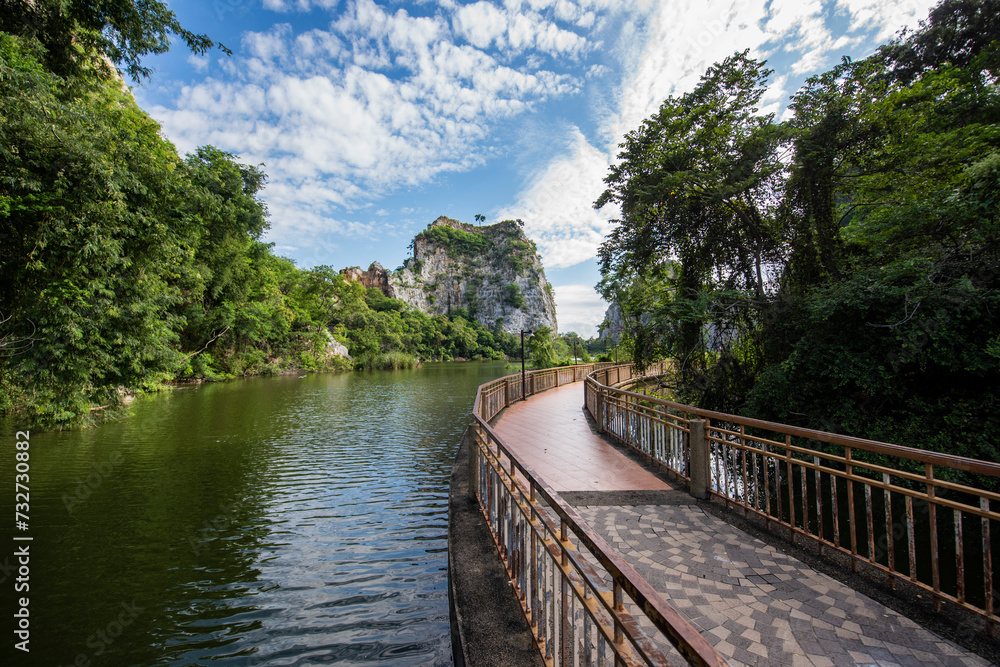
[494,379,669,492]
[493,383,991,667]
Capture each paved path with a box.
[494,381,669,491]
[494,384,992,667]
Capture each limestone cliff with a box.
[600,302,624,343]
[342,262,393,295]
[344,216,558,334]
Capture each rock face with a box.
[342,262,394,296]
[324,330,352,361]
[600,302,624,343]
[344,216,558,334]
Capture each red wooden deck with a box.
[493,382,670,492]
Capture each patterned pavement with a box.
[573,502,991,667]
[493,384,994,666]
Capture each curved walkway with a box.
[494,383,992,667]
[494,379,669,491]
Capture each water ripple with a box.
[2,362,509,665]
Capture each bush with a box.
[504,283,524,308]
[415,224,490,258]
[354,351,419,370]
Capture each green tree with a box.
[504,283,524,308]
[561,332,592,362]
[594,0,1000,467]
[0,21,528,425]
[0,35,186,421]
[875,0,1000,86]
[749,31,1000,463]
[0,0,228,80]
[175,146,270,359]
[596,50,787,403]
[528,326,556,369]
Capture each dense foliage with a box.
[0,13,533,428]
[0,0,227,80]
[414,223,492,259]
[411,218,539,276]
[597,0,1000,464]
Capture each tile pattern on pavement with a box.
[491,383,994,666]
[573,503,990,667]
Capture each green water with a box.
[1,362,510,665]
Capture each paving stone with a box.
[497,385,991,667]
[572,503,990,667]
[731,647,761,665]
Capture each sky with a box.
[134,0,937,337]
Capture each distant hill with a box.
[343,216,558,334]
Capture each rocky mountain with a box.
[343,216,558,334]
[600,301,624,343]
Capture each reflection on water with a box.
[0,362,509,665]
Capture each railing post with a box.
[469,426,481,501]
[595,386,605,434]
[625,393,631,442]
[689,420,708,500]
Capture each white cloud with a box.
[760,73,789,104]
[453,2,507,49]
[497,127,613,269]
[144,0,604,256]
[835,0,935,40]
[603,0,934,147]
[244,23,295,63]
[607,0,769,146]
[758,72,790,117]
[452,0,589,57]
[263,0,340,12]
[186,54,210,72]
[293,29,345,61]
[552,284,608,338]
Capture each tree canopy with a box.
[596,0,1000,465]
[0,15,527,427]
[0,0,228,80]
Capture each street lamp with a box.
[520,329,532,399]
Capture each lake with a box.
[1,361,509,665]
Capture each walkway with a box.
[494,383,991,667]
[494,380,669,491]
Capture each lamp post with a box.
[573,339,578,366]
[520,329,532,399]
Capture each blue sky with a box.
[134,0,935,337]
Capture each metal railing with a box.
[470,363,728,666]
[477,364,604,423]
[586,366,1000,635]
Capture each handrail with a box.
[587,365,1000,636]
[469,363,728,666]
[601,374,1000,477]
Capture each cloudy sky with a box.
[136,0,936,337]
